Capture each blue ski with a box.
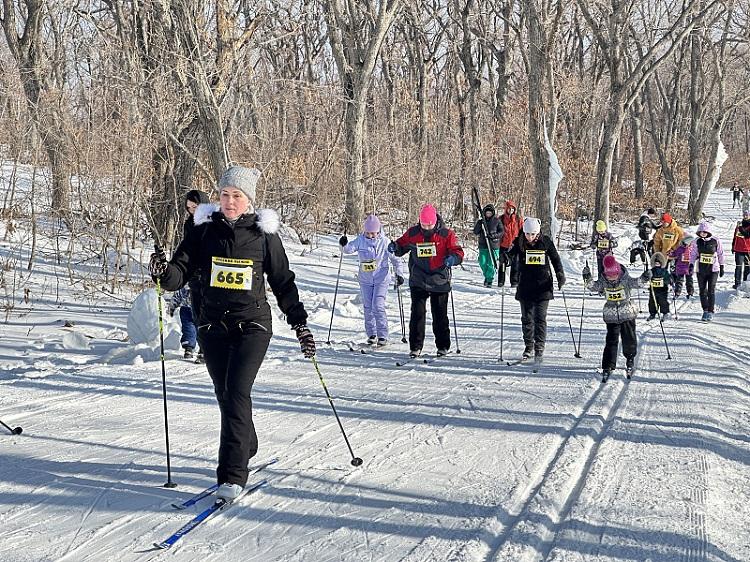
[155,479,268,550]
[171,457,278,510]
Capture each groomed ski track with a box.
[0,189,748,561]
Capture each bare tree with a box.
[323,0,402,229]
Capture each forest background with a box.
[1,0,749,298]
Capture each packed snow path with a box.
[0,189,748,561]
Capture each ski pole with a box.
[154,247,177,489]
[1,419,22,435]
[396,283,407,343]
[649,282,672,360]
[326,237,346,345]
[448,274,461,354]
[560,288,580,357]
[310,356,363,467]
[499,265,505,361]
[576,263,587,357]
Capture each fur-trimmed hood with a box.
[193,203,280,234]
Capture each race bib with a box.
[597,239,610,249]
[605,287,624,301]
[525,250,546,265]
[663,232,675,241]
[699,253,715,265]
[210,257,253,290]
[361,260,377,273]
[416,242,437,258]
[651,278,664,288]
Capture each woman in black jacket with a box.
[150,166,315,500]
[509,217,566,364]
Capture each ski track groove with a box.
[446,316,669,562]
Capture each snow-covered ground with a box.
[0,179,748,562]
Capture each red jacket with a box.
[732,220,750,253]
[500,201,523,249]
[394,216,464,292]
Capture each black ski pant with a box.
[409,286,451,352]
[602,319,637,371]
[673,273,694,297]
[198,324,271,487]
[697,271,719,313]
[519,299,549,354]
[629,246,647,266]
[648,288,670,315]
[734,253,750,288]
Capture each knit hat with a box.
[419,204,437,225]
[185,189,210,205]
[483,204,496,216]
[363,214,381,232]
[681,234,695,246]
[662,212,673,224]
[217,166,261,202]
[603,254,620,278]
[696,221,712,236]
[522,217,541,235]
[595,220,607,233]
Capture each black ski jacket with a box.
[473,210,504,250]
[157,206,307,333]
[509,233,565,302]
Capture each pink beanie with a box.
[419,204,437,224]
[603,254,620,278]
[363,214,381,232]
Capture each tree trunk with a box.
[631,97,645,199]
[526,0,551,234]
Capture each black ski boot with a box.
[601,369,612,383]
[625,357,635,379]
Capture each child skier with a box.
[473,204,504,287]
[669,235,696,299]
[731,211,750,289]
[389,205,464,357]
[653,213,684,262]
[636,208,661,258]
[691,221,725,322]
[590,220,617,277]
[169,286,198,359]
[647,252,672,321]
[509,217,566,364]
[340,214,404,346]
[583,254,651,381]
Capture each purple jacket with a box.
[670,244,696,276]
[344,233,403,285]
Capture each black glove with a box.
[387,241,397,253]
[149,248,168,279]
[719,265,724,277]
[500,252,510,267]
[395,275,404,287]
[294,324,316,358]
[339,235,348,247]
[582,264,591,281]
[557,272,566,290]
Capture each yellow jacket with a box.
[654,221,684,256]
